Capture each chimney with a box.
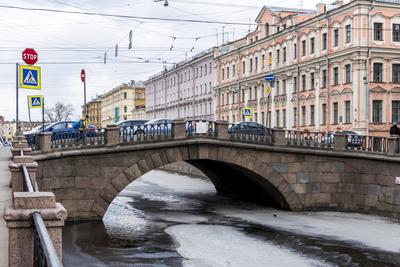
[333,0,344,6]
[316,3,326,14]
[130,80,135,86]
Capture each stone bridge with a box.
[22,120,400,221]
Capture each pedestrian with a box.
[390,122,399,136]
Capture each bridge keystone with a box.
[173,119,186,140]
[215,120,229,140]
[105,125,120,146]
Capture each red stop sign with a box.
[80,69,86,82]
[22,48,38,65]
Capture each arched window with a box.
[265,23,270,37]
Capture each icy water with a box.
[63,170,400,267]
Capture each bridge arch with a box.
[91,145,302,218]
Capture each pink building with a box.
[214,0,400,136]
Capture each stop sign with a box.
[22,48,38,65]
[80,69,86,82]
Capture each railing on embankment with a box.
[4,138,66,267]
[26,120,399,157]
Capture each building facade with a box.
[145,49,214,120]
[100,81,145,127]
[83,98,102,128]
[214,0,400,136]
[128,107,147,120]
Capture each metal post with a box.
[84,79,87,116]
[27,96,31,129]
[42,98,45,133]
[16,63,19,134]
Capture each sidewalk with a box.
[0,147,11,267]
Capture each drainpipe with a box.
[366,0,376,135]
[190,64,196,120]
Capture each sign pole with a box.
[42,97,45,133]
[27,95,31,129]
[16,63,19,134]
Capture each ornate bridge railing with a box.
[25,120,400,157]
[228,123,273,145]
[285,131,334,150]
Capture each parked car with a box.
[228,121,268,135]
[23,123,52,144]
[136,118,173,135]
[320,130,362,148]
[116,120,148,136]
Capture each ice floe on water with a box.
[216,208,400,253]
[166,224,330,267]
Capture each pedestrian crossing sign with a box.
[243,106,252,119]
[19,65,41,90]
[29,95,43,109]
[265,83,271,96]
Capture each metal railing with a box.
[286,131,334,149]
[228,124,273,145]
[21,153,63,267]
[186,120,215,137]
[120,123,173,144]
[345,135,389,153]
[51,130,105,149]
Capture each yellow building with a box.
[83,98,102,128]
[100,81,145,127]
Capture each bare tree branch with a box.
[45,102,74,122]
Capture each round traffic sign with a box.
[80,69,86,82]
[22,48,38,65]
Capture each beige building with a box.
[83,98,102,128]
[0,121,41,140]
[128,106,146,120]
[101,81,146,127]
[214,0,400,136]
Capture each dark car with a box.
[116,120,148,137]
[229,121,267,135]
[137,118,173,135]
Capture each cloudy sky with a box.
[0,0,328,121]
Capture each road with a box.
[0,147,11,267]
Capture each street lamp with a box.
[154,0,168,7]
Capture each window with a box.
[250,59,253,72]
[393,64,400,83]
[393,24,400,42]
[301,74,306,91]
[374,22,383,41]
[293,43,297,59]
[301,106,306,126]
[268,111,271,126]
[209,62,212,73]
[242,61,246,73]
[276,49,280,64]
[302,40,306,56]
[124,106,127,113]
[282,109,286,128]
[334,28,339,47]
[345,101,351,123]
[255,57,258,72]
[283,47,287,62]
[124,92,127,99]
[227,67,230,79]
[276,80,280,95]
[333,102,339,124]
[373,100,383,123]
[322,69,327,88]
[232,65,236,77]
[261,112,265,126]
[283,79,286,94]
[322,32,327,50]
[293,77,297,93]
[209,82,212,93]
[392,100,400,123]
[265,23,269,36]
[373,63,383,82]
[268,52,272,66]
[293,107,297,127]
[310,72,315,90]
[345,24,351,43]
[310,105,315,125]
[310,37,315,54]
[333,67,339,86]
[262,55,265,68]
[276,110,280,127]
[222,68,225,80]
[322,103,327,125]
[345,64,351,83]
[221,94,224,106]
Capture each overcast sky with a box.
[0,0,327,121]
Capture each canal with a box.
[63,169,400,266]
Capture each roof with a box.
[255,5,315,22]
